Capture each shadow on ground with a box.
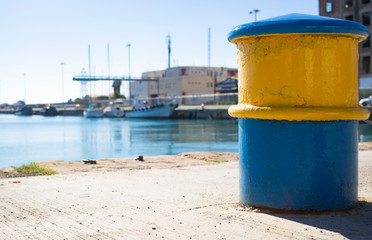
[269,201,372,239]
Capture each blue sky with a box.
[0,0,318,104]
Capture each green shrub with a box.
[6,162,57,177]
[204,159,228,163]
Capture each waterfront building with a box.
[130,66,238,101]
[319,0,372,97]
[215,77,238,93]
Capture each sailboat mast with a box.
[23,73,26,103]
[88,44,91,77]
[107,43,110,76]
[208,28,211,67]
[88,44,92,101]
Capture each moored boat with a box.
[42,105,58,116]
[84,104,104,118]
[359,96,372,124]
[125,102,177,118]
[360,95,372,107]
[15,106,33,116]
[103,104,125,118]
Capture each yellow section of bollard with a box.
[228,104,369,121]
[229,33,370,121]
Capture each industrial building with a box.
[130,66,238,100]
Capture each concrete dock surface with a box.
[0,151,371,239]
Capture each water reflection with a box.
[75,117,239,162]
[125,119,238,156]
[2,114,372,168]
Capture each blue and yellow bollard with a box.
[228,14,370,211]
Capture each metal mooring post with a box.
[228,14,370,211]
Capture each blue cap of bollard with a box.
[228,13,369,42]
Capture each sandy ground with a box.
[0,149,371,239]
[38,152,239,175]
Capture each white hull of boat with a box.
[84,109,104,118]
[125,103,176,118]
[103,106,125,118]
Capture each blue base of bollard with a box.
[239,118,358,211]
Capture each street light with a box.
[126,44,132,100]
[60,62,65,110]
[249,9,260,21]
[126,44,132,79]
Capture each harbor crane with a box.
[72,75,159,99]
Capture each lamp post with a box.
[126,43,132,101]
[107,43,111,98]
[126,44,131,79]
[249,9,260,21]
[60,62,65,111]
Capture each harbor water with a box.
[1,115,372,168]
[0,115,239,168]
